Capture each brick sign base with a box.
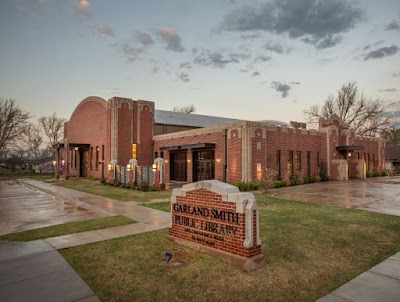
[168,180,264,272]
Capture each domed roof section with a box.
[257,120,290,127]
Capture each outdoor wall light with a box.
[52,160,56,166]
[216,158,221,163]
[127,163,131,172]
[108,164,112,171]
[162,251,173,264]
[152,163,157,172]
[74,147,78,151]
[61,160,65,165]
[165,160,168,164]
[348,152,352,157]
[187,159,191,163]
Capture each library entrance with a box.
[193,150,215,182]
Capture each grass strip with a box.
[61,195,400,302]
[141,201,171,212]
[0,215,135,242]
[52,178,171,202]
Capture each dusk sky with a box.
[1,0,399,124]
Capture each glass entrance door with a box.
[193,150,214,182]
[170,152,187,181]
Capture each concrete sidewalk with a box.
[0,240,99,302]
[316,252,400,302]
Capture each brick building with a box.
[54,96,385,185]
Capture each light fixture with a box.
[74,147,78,151]
[52,160,56,166]
[187,159,191,163]
[127,163,131,172]
[61,160,65,165]
[152,163,157,172]
[162,251,173,264]
[108,164,112,171]
[165,160,168,164]
[216,158,221,163]
[348,152,352,157]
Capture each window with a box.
[307,151,311,177]
[295,151,301,172]
[89,147,93,169]
[101,145,104,161]
[287,150,293,176]
[95,146,99,170]
[277,150,281,178]
[74,150,77,169]
[317,151,320,167]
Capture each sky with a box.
[0,0,399,124]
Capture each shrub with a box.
[380,171,387,177]
[138,181,150,192]
[232,182,259,191]
[372,171,380,177]
[273,180,286,188]
[289,176,299,186]
[319,161,329,182]
[366,171,371,177]
[304,176,316,184]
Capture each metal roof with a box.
[155,110,241,128]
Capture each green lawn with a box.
[141,201,171,212]
[61,195,400,302]
[51,178,171,202]
[0,169,54,181]
[0,215,135,242]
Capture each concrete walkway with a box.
[316,252,400,302]
[0,240,99,302]
[1,179,172,302]
[15,179,171,249]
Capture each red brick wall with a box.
[169,189,261,258]
[65,97,109,179]
[137,101,154,166]
[227,129,242,183]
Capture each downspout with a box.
[223,128,227,183]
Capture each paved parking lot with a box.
[272,176,400,216]
[0,180,110,236]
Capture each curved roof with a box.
[257,120,290,127]
[155,110,241,127]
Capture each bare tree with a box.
[304,82,392,136]
[38,113,66,148]
[0,99,31,159]
[381,127,400,146]
[20,123,44,160]
[172,104,196,114]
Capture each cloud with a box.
[220,0,364,49]
[178,73,190,82]
[240,69,250,73]
[364,45,399,60]
[362,40,384,51]
[380,88,399,92]
[290,81,301,85]
[193,49,249,68]
[254,55,271,63]
[179,61,192,69]
[385,21,400,31]
[39,0,54,3]
[113,42,143,64]
[271,81,292,98]
[73,0,91,17]
[90,24,114,39]
[393,72,400,78]
[137,32,154,46]
[264,42,290,54]
[158,26,185,52]
[240,33,261,40]
[252,71,260,76]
